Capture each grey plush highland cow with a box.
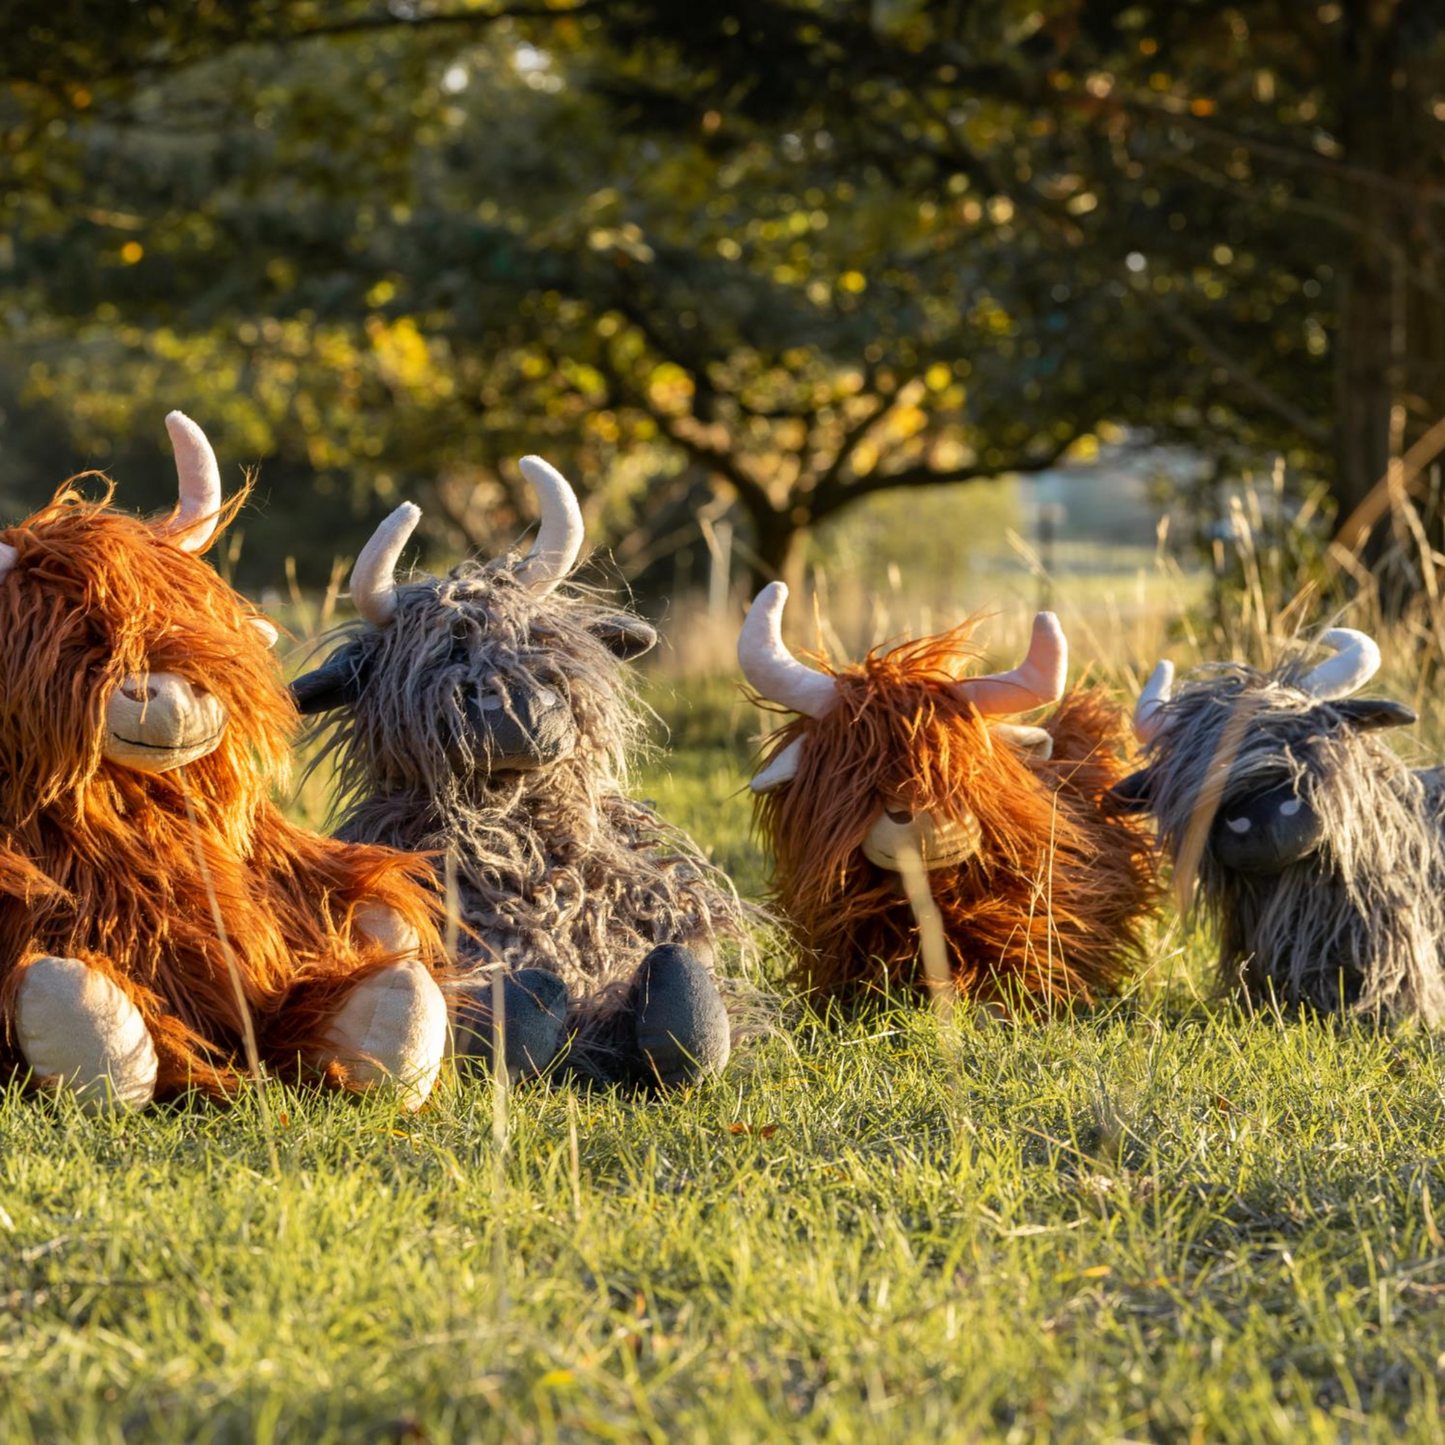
[291,456,749,1087]
[1109,628,1445,1023]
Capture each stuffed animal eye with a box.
[1279,797,1302,816]
[1225,816,1252,834]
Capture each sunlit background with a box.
[4,2,1443,672]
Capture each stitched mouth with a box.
[866,838,981,869]
[111,727,225,753]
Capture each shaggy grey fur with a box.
[1142,662,1445,1023]
[303,554,752,1071]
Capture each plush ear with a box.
[289,642,372,715]
[593,614,658,661]
[1106,769,1155,815]
[750,736,803,794]
[1325,698,1418,734]
[991,722,1053,760]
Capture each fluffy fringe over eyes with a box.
[754,621,1157,1008]
[0,482,445,1098]
[1144,664,1445,1022]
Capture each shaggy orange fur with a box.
[754,623,1157,1007]
[0,480,446,1099]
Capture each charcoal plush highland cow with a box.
[739,583,1157,1009]
[1109,628,1445,1022]
[291,457,749,1087]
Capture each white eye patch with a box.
[1279,798,1302,816]
[1225,816,1252,834]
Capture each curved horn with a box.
[164,411,223,554]
[514,455,584,594]
[1134,660,1174,745]
[954,611,1067,717]
[350,502,421,628]
[1299,627,1380,701]
[737,582,839,719]
[0,542,16,586]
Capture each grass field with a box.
[7,672,1445,1442]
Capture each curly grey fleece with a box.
[303,555,753,1063]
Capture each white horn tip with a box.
[1134,659,1175,744]
[514,455,584,592]
[0,540,17,585]
[350,500,423,628]
[164,410,208,451]
[1303,627,1381,700]
[1032,610,1067,688]
[1318,626,1376,654]
[518,454,562,483]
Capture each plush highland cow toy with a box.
[290,456,749,1088]
[0,414,450,1113]
[739,583,1156,1007]
[1109,628,1445,1022]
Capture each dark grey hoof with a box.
[453,969,569,1085]
[632,945,731,1088]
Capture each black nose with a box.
[459,680,576,772]
[1211,783,1324,874]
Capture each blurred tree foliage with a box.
[2,1,1443,593]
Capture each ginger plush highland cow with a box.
[1110,629,1445,1022]
[0,414,449,1113]
[290,456,749,1088]
[739,583,1156,1008]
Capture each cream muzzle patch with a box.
[861,806,983,872]
[103,672,228,772]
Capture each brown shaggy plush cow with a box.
[0,413,449,1113]
[739,583,1157,1007]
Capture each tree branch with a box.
[822,435,1080,516]
[1145,296,1332,444]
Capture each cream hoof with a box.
[321,961,447,1112]
[352,902,420,959]
[14,957,158,1113]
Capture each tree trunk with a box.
[747,506,810,599]
[1332,15,1400,530]
[1331,6,1445,595]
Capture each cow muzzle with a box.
[1210,782,1325,875]
[458,681,578,773]
[861,806,982,872]
[104,672,229,773]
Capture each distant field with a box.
[7,670,1445,1442]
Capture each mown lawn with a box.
[5,680,1445,1442]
